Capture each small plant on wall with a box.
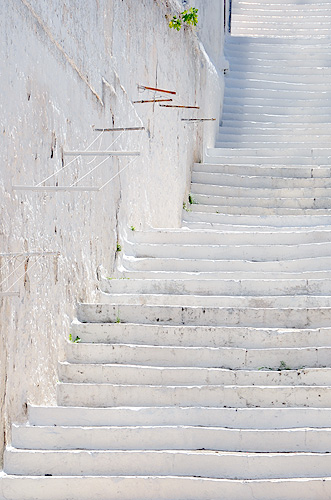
[169,7,198,31]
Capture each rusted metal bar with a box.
[138,85,176,95]
[94,127,145,132]
[181,118,216,122]
[133,99,173,104]
[160,105,200,109]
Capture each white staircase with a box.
[3,1,331,498]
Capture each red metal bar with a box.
[133,99,173,104]
[159,105,200,109]
[139,85,176,95]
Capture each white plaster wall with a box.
[0,0,223,466]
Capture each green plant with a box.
[183,202,191,212]
[116,243,122,252]
[116,316,121,323]
[130,226,136,231]
[69,333,81,343]
[278,360,291,371]
[169,7,198,31]
[188,194,198,205]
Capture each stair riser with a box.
[77,302,331,328]
[193,163,331,178]
[58,364,331,387]
[224,88,331,99]
[1,476,331,500]
[222,113,331,123]
[124,255,331,273]
[223,104,331,114]
[13,424,331,453]
[101,277,331,297]
[71,321,331,349]
[129,229,331,245]
[57,384,331,408]
[28,405,331,429]
[98,294,331,309]
[224,79,331,91]
[189,205,331,215]
[64,343,331,369]
[6,449,331,479]
[191,185,331,200]
[192,173,331,188]
[130,244,331,261]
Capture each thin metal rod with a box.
[0,252,59,257]
[133,99,172,104]
[71,129,128,186]
[94,127,145,132]
[138,85,176,95]
[35,130,104,187]
[181,118,216,122]
[4,255,44,293]
[12,186,100,192]
[98,156,139,191]
[0,291,20,297]
[0,254,16,274]
[71,154,111,187]
[160,105,200,109]
[0,256,28,287]
[63,151,140,157]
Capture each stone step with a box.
[182,219,331,232]
[58,363,331,387]
[97,293,331,309]
[223,95,331,106]
[191,193,331,209]
[217,143,331,150]
[218,126,331,136]
[217,133,331,143]
[64,341,331,369]
[224,87,331,99]
[188,204,331,216]
[192,163,331,178]
[232,15,331,25]
[123,254,331,274]
[231,23,331,33]
[117,268,331,279]
[128,240,331,260]
[1,474,331,500]
[101,276,331,296]
[217,142,331,149]
[6,447,331,479]
[225,45,331,56]
[192,171,331,188]
[70,320,331,348]
[57,382,331,408]
[223,102,331,113]
[127,228,331,245]
[228,64,331,74]
[27,405,331,429]
[222,112,331,124]
[77,301,331,328]
[230,29,331,37]
[206,147,331,159]
[191,184,331,201]
[227,62,331,73]
[215,136,331,148]
[10,422,331,453]
[226,34,331,43]
[224,78,331,91]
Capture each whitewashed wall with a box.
[0,0,224,465]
